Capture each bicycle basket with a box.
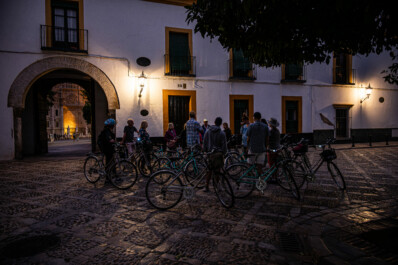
[320,149,337,161]
[293,143,308,155]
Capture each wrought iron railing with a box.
[335,67,356,84]
[282,64,306,82]
[41,25,88,53]
[164,54,196,76]
[229,59,257,80]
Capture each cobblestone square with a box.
[0,143,397,264]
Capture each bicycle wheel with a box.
[225,163,255,198]
[327,161,346,190]
[212,171,235,208]
[183,158,207,188]
[146,170,183,210]
[84,156,101,183]
[280,166,301,200]
[109,161,138,189]
[288,161,307,189]
[224,151,241,167]
[138,153,158,177]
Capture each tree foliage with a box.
[186,0,398,69]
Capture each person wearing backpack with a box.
[203,117,228,191]
[98,118,116,171]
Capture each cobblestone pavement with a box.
[0,144,397,264]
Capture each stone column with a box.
[13,107,24,159]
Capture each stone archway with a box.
[8,56,120,159]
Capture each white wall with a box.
[0,0,397,159]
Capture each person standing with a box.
[202,119,210,134]
[186,111,203,147]
[98,118,116,172]
[203,117,228,191]
[240,116,250,156]
[222,122,232,143]
[164,122,178,150]
[121,118,138,155]
[267,118,280,180]
[246,112,269,174]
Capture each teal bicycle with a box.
[154,145,206,187]
[226,149,301,200]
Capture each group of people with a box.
[98,118,151,171]
[164,112,233,150]
[98,110,281,182]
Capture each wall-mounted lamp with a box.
[138,71,146,98]
[360,83,372,103]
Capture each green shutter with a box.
[170,32,190,74]
[233,49,251,77]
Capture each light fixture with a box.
[138,71,146,98]
[360,83,372,103]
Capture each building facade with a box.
[0,0,397,159]
[46,83,90,139]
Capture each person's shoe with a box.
[203,186,209,192]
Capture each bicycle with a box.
[83,143,139,189]
[289,138,346,190]
[226,149,301,200]
[145,149,234,210]
[120,141,159,177]
[154,145,207,186]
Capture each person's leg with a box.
[126,142,133,155]
[253,152,265,176]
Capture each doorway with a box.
[282,96,302,134]
[163,90,196,135]
[168,96,190,135]
[229,95,254,135]
[335,109,348,138]
[21,69,109,156]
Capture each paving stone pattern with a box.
[0,145,397,264]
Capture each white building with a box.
[0,0,397,160]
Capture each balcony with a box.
[229,59,257,80]
[282,64,306,83]
[334,67,356,85]
[164,54,196,77]
[41,25,88,53]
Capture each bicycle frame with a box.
[236,160,282,185]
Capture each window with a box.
[229,49,256,80]
[282,63,305,82]
[333,53,355,84]
[56,121,59,128]
[165,27,195,76]
[47,121,50,128]
[53,1,79,50]
[282,96,302,134]
[55,109,59,116]
[43,0,86,52]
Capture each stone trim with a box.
[8,56,120,110]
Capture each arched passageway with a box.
[8,56,120,158]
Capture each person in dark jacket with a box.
[203,117,228,191]
[222,122,232,143]
[101,118,116,171]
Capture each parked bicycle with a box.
[145,149,234,210]
[83,143,139,189]
[226,148,301,200]
[289,138,346,190]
